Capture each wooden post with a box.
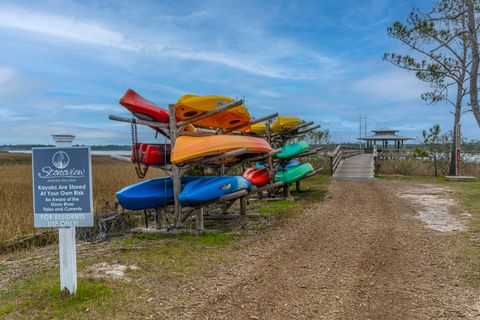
[296,180,301,192]
[53,134,77,295]
[265,123,275,197]
[240,197,247,216]
[196,208,204,231]
[219,163,229,214]
[168,104,183,228]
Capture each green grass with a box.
[0,275,112,318]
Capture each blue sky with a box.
[0,0,477,145]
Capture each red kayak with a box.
[120,89,169,131]
[132,143,171,165]
[243,167,270,187]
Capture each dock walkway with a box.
[333,153,374,179]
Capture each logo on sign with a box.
[52,151,70,169]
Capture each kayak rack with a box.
[109,93,327,232]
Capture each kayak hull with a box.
[271,115,302,133]
[119,89,196,133]
[120,89,169,127]
[274,163,314,184]
[175,94,251,130]
[276,140,309,159]
[179,176,252,206]
[243,167,270,187]
[171,135,272,164]
[116,176,199,210]
[132,143,171,165]
[250,122,266,135]
[277,160,301,171]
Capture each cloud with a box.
[350,70,428,102]
[0,7,136,50]
[0,6,342,80]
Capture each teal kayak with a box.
[274,163,314,184]
[275,140,309,159]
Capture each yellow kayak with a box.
[250,122,266,135]
[171,135,272,164]
[175,94,251,130]
[270,115,302,133]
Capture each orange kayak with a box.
[175,94,251,130]
[171,135,272,164]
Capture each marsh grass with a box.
[0,153,164,249]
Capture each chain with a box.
[131,119,149,179]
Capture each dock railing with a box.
[329,145,364,174]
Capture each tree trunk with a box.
[467,0,480,125]
[449,88,462,176]
[434,154,438,177]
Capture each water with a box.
[7,150,131,156]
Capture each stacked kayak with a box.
[243,167,270,187]
[179,176,252,206]
[276,140,309,159]
[274,163,314,184]
[171,135,272,164]
[120,89,197,133]
[277,160,301,171]
[116,176,199,210]
[271,115,302,133]
[175,94,251,130]
[250,122,266,135]
[132,143,171,165]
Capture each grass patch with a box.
[1,275,112,319]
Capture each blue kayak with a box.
[179,176,252,206]
[277,160,301,171]
[116,176,199,210]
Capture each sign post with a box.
[32,134,93,295]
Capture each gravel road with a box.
[186,180,480,319]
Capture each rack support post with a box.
[168,104,183,228]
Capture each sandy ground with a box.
[2,179,480,319]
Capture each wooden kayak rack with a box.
[109,99,298,231]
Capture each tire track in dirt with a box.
[186,180,478,320]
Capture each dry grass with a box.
[0,152,164,247]
[377,158,480,177]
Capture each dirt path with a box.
[182,180,479,319]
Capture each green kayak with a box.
[274,163,314,184]
[276,140,309,159]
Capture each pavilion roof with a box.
[358,134,413,141]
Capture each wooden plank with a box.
[176,99,243,127]
[240,197,247,215]
[272,121,314,136]
[196,208,204,231]
[296,124,321,135]
[181,189,249,215]
[225,112,278,133]
[168,104,183,228]
[109,114,169,130]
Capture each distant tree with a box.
[306,129,331,145]
[384,0,471,175]
[417,124,450,176]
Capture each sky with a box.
[0,0,478,145]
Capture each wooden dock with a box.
[333,153,375,179]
